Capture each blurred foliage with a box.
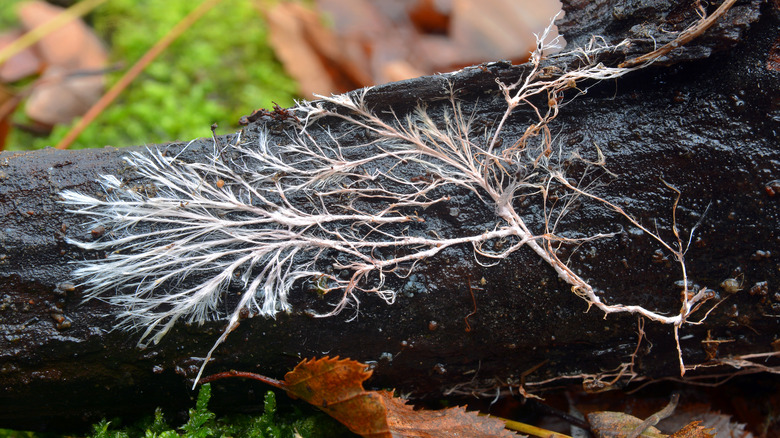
[0,7,20,30]
[4,0,298,150]
[0,431,42,438]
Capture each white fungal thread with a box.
[62,14,722,384]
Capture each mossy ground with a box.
[0,384,356,438]
[3,0,299,150]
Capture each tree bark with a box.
[1,0,778,432]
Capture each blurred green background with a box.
[0,0,298,150]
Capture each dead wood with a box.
[0,0,778,431]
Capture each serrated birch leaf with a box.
[202,356,518,437]
[380,390,517,438]
[281,357,390,437]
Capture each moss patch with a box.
[0,384,356,438]
[89,384,355,438]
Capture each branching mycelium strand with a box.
[62,9,730,383]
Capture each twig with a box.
[628,393,679,438]
[199,369,283,389]
[619,0,738,68]
[464,276,479,332]
[500,416,573,438]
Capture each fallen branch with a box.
[0,0,776,432]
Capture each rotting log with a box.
[1,0,779,432]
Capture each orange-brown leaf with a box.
[281,357,516,438]
[669,421,714,438]
[381,390,517,438]
[282,357,390,437]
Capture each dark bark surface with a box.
[1,0,779,432]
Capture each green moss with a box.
[0,384,356,438]
[0,431,41,438]
[4,0,299,150]
[86,384,355,438]
[0,3,19,30]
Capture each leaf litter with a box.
[264,0,564,97]
[200,356,755,438]
[202,356,516,438]
[0,0,107,148]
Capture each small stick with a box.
[464,276,478,332]
[628,393,680,438]
[619,0,738,68]
[198,369,284,389]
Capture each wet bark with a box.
[1,0,779,432]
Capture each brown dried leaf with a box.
[408,0,451,34]
[17,1,107,69]
[381,391,516,438]
[588,411,666,438]
[449,0,558,65]
[267,0,563,95]
[265,3,370,97]
[669,421,714,438]
[282,357,390,437]
[0,29,44,82]
[18,1,107,126]
[659,406,754,438]
[26,66,105,127]
[275,356,516,437]
[0,83,19,150]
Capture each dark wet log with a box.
[1,0,778,432]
